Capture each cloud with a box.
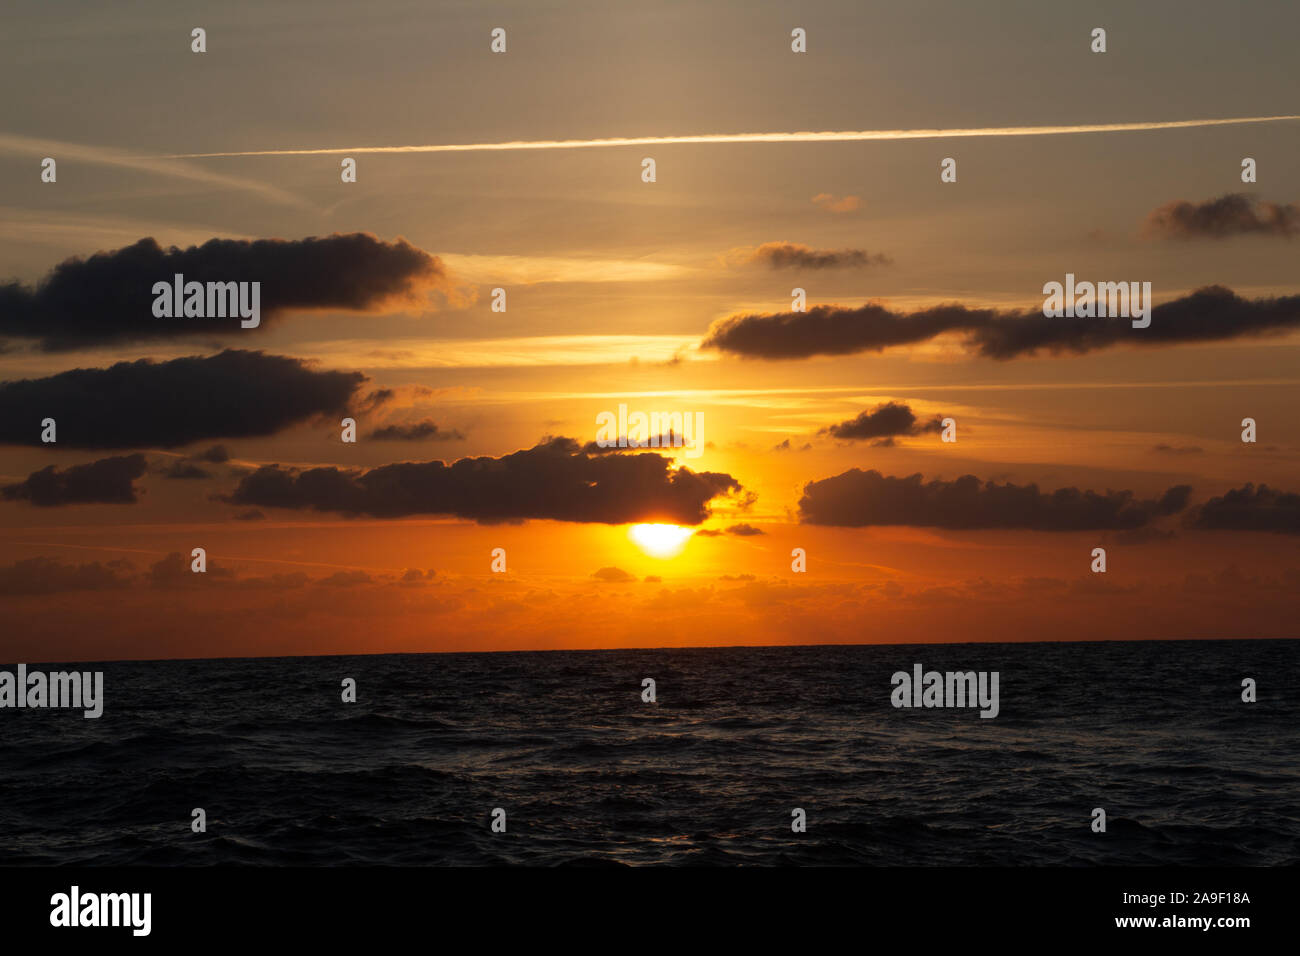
[194,444,231,463]
[0,234,448,350]
[1111,527,1179,545]
[1189,484,1300,534]
[233,509,265,521]
[821,401,944,441]
[798,469,1192,530]
[581,434,689,454]
[812,193,861,213]
[701,286,1300,360]
[2,454,147,506]
[728,242,891,270]
[0,350,364,449]
[592,566,636,582]
[221,436,743,524]
[0,552,453,597]
[156,445,235,480]
[368,420,466,441]
[399,568,437,586]
[0,557,134,595]
[1142,193,1300,239]
[697,523,764,537]
[1152,443,1204,455]
[147,552,234,588]
[0,132,310,209]
[159,461,213,480]
[356,389,397,412]
[317,570,372,587]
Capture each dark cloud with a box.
[232,509,265,521]
[697,523,764,537]
[1142,194,1300,240]
[157,447,233,480]
[0,350,364,449]
[1151,443,1203,456]
[221,436,742,524]
[1,234,448,350]
[592,566,636,582]
[701,286,1300,361]
[2,454,147,506]
[160,461,213,480]
[821,401,944,441]
[357,389,395,412]
[0,557,134,595]
[735,242,891,270]
[1190,484,1300,534]
[195,445,231,463]
[581,433,691,454]
[369,420,465,441]
[798,469,1192,530]
[399,568,437,586]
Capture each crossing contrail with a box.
[160,115,1300,159]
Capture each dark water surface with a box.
[1,640,1296,865]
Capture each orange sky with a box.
[2,1,1298,661]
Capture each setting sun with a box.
[628,523,693,558]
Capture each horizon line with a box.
[13,635,1295,668]
[158,114,1300,159]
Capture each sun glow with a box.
[629,523,693,558]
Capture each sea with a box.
[0,639,1295,866]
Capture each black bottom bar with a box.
[1,866,1280,942]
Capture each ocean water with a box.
[0,640,1296,866]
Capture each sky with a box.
[1,0,1298,662]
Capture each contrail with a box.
[160,115,1300,159]
[0,133,311,208]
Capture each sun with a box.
[629,523,693,558]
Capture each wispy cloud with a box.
[0,133,310,209]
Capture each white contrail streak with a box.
[159,115,1300,159]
